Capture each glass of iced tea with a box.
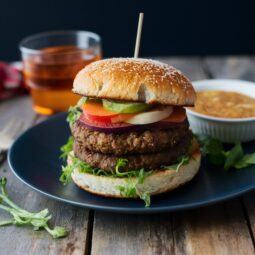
[19,31,101,115]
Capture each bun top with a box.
[73,58,196,106]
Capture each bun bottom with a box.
[69,140,201,198]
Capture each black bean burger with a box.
[60,58,201,207]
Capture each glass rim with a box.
[19,30,101,54]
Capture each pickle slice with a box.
[103,99,151,113]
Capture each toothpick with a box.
[134,12,144,58]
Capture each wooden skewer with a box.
[134,12,144,58]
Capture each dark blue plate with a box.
[8,113,255,213]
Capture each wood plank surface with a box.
[172,200,254,255]
[0,97,90,255]
[91,212,174,255]
[90,57,255,255]
[92,200,254,255]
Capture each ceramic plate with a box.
[8,113,255,213]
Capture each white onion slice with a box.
[125,106,173,125]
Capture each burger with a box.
[60,58,201,207]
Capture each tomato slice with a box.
[80,113,132,129]
[161,107,186,123]
[84,113,113,122]
[82,102,118,122]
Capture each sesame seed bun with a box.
[69,139,201,198]
[73,58,196,106]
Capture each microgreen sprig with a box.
[66,97,88,126]
[0,178,68,239]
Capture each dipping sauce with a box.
[191,90,255,118]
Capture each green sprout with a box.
[0,177,68,239]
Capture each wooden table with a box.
[1,56,255,255]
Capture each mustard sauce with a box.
[191,91,255,118]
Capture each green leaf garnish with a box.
[115,158,128,175]
[44,226,69,239]
[66,97,88,126]
[116,171,152,207]
[60,136,74,160]
[195,134,223,156]
[66,106,81,126]
[0,178,68,238]
[162,155,191,172]
[234,153,255,169]
[195,134,255,170]
[223,142,243,170]
[117,178,137,198]
[59,165,74,185]
[139,192,151,208]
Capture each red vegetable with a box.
[79,113,186,133]
[79,114,135,133]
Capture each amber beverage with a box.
[20,31,101,115]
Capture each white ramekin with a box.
[186,79,255,143]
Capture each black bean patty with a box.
[72,120,190,155]
[73,131,192,172]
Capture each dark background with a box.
[1,0,255,61]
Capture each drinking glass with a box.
[20,31,102,115]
